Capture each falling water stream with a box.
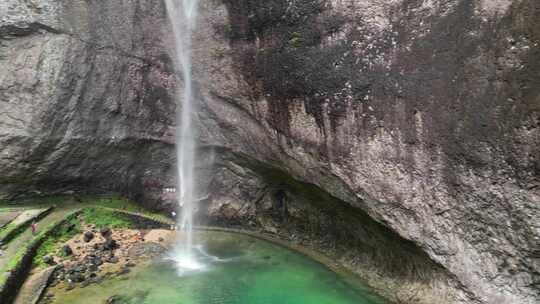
[164,0,202,272]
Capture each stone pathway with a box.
[8,209,50,227]
[13,266,56,304]
[0,208,74,272]
[0,211,21,229]
[0,208,53,243]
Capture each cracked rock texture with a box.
[1,1,539,304]
[0,0,176,195]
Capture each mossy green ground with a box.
[32,207,137,268]
[33,215,82,268]
[1,196,152,213]
[0,195,169,227]
[82,207,133,229]
[0,222,17,239]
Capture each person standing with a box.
[170,211,177,230]
[31,221,38,235]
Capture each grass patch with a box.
[82,207,133,229]
[89,197,169,220]
[0,222,16,240]
[33,216,81,268]
[1,195,75,209]
[0,221,32,244]
[0,208,53,244]
[1,195,170,223]
[33,239,57,269]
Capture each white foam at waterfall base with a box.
[164,0,202,274]
[168,245,206,276]
[166,244,230,276]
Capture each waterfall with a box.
[165,0,202,272]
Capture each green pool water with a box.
[49,231,387,304]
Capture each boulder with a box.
[62,244,73,256]
[105,295,128,304]
[117,267,130,276]
[43,255,55,265]
[74,265,87,273]
[80,280,90,288]
[103,238,118,250]
[93,257,103,266]
[83,231,94,243]
[107,256,119,264]
[93,243,105,251]
[100,227,112,238]
[56,273,65,281]
[67,273,85,283]
[66,223,77,232]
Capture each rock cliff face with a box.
[0,0,176,196]
[1,1,539,304]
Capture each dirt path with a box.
[0,208,53,243]
[0,207,77,271]
[0,211,21,228]
[13,266,56,304]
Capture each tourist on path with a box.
[31,221,38,235]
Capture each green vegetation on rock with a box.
[1,195,169,221]
[82,207,133,229]
[33,216,81,268]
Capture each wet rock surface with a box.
[127,242,167,259]
[190,1,540,303]
[104,291,149,304]
[103,238,118,251]
[42,255,55,266]
[1,1,539,304]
